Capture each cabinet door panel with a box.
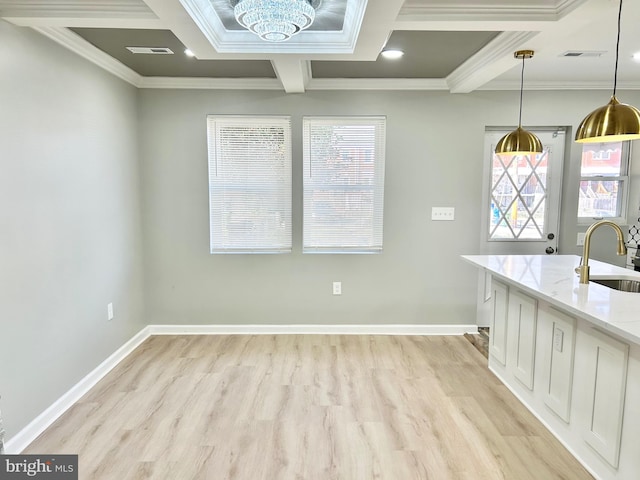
[489,281,508,365]
[540,305,576,422]
[508,290,537,390]
[582,328,629,468]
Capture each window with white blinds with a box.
[207,116,292,254]
[303,116,386,253]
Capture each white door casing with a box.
[480,128,566,255]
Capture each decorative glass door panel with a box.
[490,150,549,240]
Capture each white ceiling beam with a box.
[350,0,406,58]
[439,0,607,93]
[447,31,539,94]
[271,59,312,93]
[475,0,623,91]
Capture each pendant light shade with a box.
[495,50,543,156]
[575,0,640,143]
[575,96,640,143]
[495,126,543,154]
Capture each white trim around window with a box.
[577,141,631,225]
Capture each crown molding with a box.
[0,0,160,27]
[137,76,450,92]
[306,78,449,91]
[31,26,640,93]
[479,80,640,91]
[32,26,142,86]
[397,0,587,22]
[115,76,640,92]
[138,76,283,90]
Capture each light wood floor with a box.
[25,335,593,479]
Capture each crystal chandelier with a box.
[234,0,315,42]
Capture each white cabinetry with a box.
[578,328,629,468]
[464,255,640,479]
[486,284,632,477]
[538,304,576,423]
[506,289,537,390]
[488,281,538,390]
[489,280,508,365]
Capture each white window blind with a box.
[207,115,292,253]
[303,116,386,253]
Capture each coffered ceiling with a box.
[1,0,639,94]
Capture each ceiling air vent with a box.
[126,47,174,55]
[560,51,606,58]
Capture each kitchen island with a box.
[463,255,640,480]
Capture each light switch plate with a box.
[432,207,455,221]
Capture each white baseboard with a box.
[147,324,478,336]
[6,323,476,453]
[5,326,151,454]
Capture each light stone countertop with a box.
[462,254,640,345]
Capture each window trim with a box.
[577,141,631,226]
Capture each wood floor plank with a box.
[23,335,593,479]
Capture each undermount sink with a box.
[590,277,640,293]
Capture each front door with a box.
[476,127,567,327]
[480,128,566,255]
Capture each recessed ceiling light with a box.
[633,52,640,62]
[381,49,404,60]
[185,49,195,57]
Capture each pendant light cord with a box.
[518,54,525,128]
[613,0,622,97]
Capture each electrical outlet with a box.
[431,207,455,221]
[332,281,342,295]
[577,232,586,246]
[107,303,114,321]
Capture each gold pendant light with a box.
[495,50,543,156]
[575,0,640,143]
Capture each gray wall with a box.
[139,90,484,326]
[0,21,145,439]
[3,18,640,442]
[138,88,640,326]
